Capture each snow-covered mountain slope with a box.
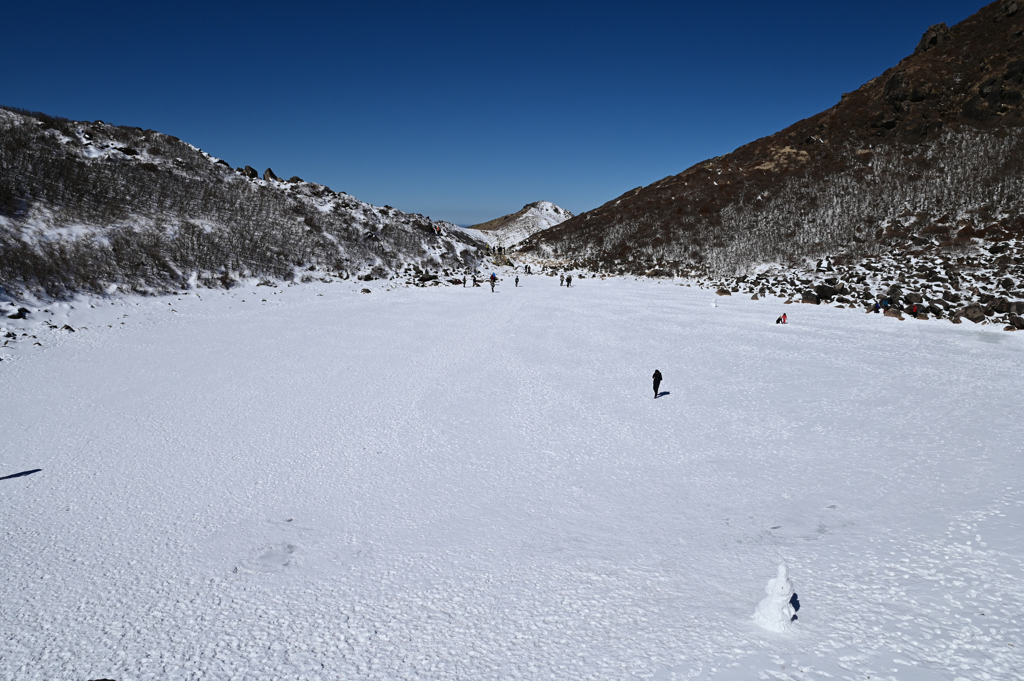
[2,275,1023,680]
[0,106,485,298]
[468,200,573,247]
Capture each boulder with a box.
[814,284,838,300]
[801,290,820,304]
[992,297,1012,314]
[288,176,304,183]
[904,292,924,304]
[716,288,732,296]
[1000,277,1015,290]
[884,308,904,320]
[960,303,987,323]
[418,273,438,282]
[1005,326,1018,332]
[242,166,259,179]
[1010,314,1024,330]
[1012,301,1024,315]
[751,294,759,300]
[361,288,371,294]
[263,168,280,182]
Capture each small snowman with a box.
[753,564,798,632]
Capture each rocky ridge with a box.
[521,1,1024,294]
[0,106,484,299]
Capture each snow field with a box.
[1,274,1023,680]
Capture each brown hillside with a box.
[523,0,1024,274]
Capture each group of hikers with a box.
[462,273,499,290]
[460,268,573,292]
[870,299,922,317]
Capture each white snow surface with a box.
[2,275,1024,680]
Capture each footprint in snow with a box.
[234,542,298,574]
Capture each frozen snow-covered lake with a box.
[2,274,1023,680]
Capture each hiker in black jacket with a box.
[652,369,663,398]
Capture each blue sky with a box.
[2,0,984,225]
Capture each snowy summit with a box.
[466,200,573,248]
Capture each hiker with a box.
[872,301,881,313]
[560,274,564,286]
[652,369,663,399]
[515,276,519,287]
[472,275,479,287]
[782,313,787,324]
[911,304,919,318]
[462,276,466,288]
[776,316,783,324]
[489,272,497,293]
[566,275,572,287]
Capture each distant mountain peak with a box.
[468,201,573,246]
